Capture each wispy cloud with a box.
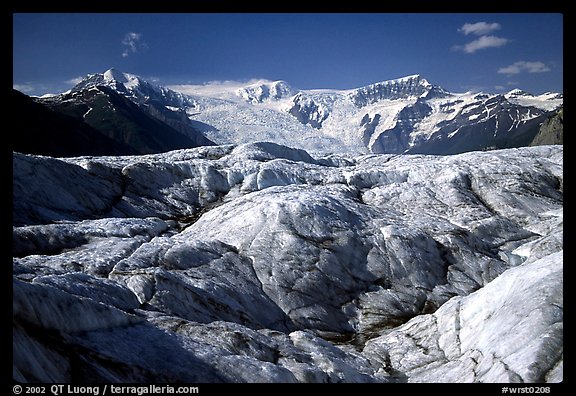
[121,32,147,58]
[463,35,508,53]
[454,35,509,54]
[14,76,85,96]
[458,84,485,93]
[168,79,273,99]
[13,83,36,93]
[454,22,508,54]
[459,22,501,36]
[65,76,84,85]
[13,82,55,96]
[498,61,551,75]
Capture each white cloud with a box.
[65,76,84,85]
[168,79,272,99]
[121,32,147,58]
[459,22,501,36]
[457,35,509,54]
[13,83,35,93]
[15,77,85,95]
[13,82,56,96]
[453,22,508,54]
[458,84,484,93]
[202,78,269,86]
[498,61,551,75]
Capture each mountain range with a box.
[13,68,562,157]
[171,74,562,154]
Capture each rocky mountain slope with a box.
[35,83,213,156]
[13,142,563,382]
[11,89,136,157]
[531,106,563,146]
[68,68,214,148]
[13,68,216,157]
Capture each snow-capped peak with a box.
[348,74,436,107]
[506,88,530,97]
[71,68,139,93]
[505,88,563,111]
[103,68,129,84]
[237,80,294,104]
[103,68,143,91]
[362,74,426,89]
[538,92,563,100]
[69,68,198,112]
[390,74,424,85]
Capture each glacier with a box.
[13,142,562,383]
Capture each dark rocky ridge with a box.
[11,89,135,157]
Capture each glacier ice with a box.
[13,143,562,383]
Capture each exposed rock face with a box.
[370,99,433,154]
[13,143,563,383]
[530,106,563,146]
[288,93,330,129]
[348,75,436,106]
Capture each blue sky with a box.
[13,13,563,96]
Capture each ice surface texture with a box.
[13,143,562,382]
